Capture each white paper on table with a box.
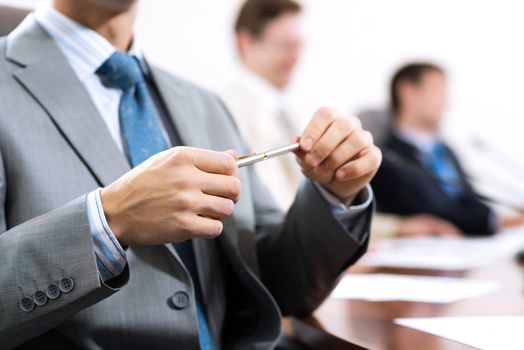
[330,274,499,303]
[361,227,524,270]
[395,316,524,350]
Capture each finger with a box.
[326,172,373,199]
[291,135,303,155]
[300,160,336,184]
[299,107,339,152]
[439,231,462,239]
[434,222,463,236]
[335,146,382,181]
[172,147,237,175]
[196,193,235,220]
[321,130,374,171]
[189,215,224,238]
[198,172,242,202]
[302,117,359,169]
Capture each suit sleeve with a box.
[252,170,372,317]
[0,151,129,349]
[209,92,372,317]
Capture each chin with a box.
[274,79,289,90]
[90,0,137,12]
[275,73,292,89]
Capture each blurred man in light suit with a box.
[219,0,305,209]
[372,62,524,235]
[0,0,382,349]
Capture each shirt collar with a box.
[34,2,145,82]
[237,64,286,113]
[395,124,439,155]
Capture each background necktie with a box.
[425,142,464,198]
[97,52,215,350]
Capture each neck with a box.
[242,60,285,91]
[395,110,438,136]
[53,0,137,51]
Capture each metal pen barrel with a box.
[236,142,300,168]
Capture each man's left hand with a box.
[294,107,382,201]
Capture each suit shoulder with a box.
[150,65,247,145]
[150,66,222,105]
[150,65,240,125]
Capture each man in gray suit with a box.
[0,0,381,349]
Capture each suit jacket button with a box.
[33,290,48,306]
[46,283,61,299]
[20,296,35,312]
[171,291,190,309]
[59,277,74,293]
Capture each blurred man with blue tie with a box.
[0,0,382,349]
[372,62,524,235]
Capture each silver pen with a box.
[236,142,300,168]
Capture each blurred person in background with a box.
[371,62,524,235]
[221,0,461,239]
[219,0,304,209]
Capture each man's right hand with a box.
[100,147,241,246]
[396,215,463,238]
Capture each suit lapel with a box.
[148,63,240,248]
[388,133,466,191]
[6,17,130,187]
[148,65,211,150]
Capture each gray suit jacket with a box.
[0,16,371,350]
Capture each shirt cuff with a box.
[314,183,374,223]
[86,188,127,282]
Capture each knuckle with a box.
[316,164,334,180]
[229,177,242,198]
[301,167,315,178]
[371,147,383,167]
[347,163,362,178]
[304,154,319,168]
[362,130,374,144]
[348,167,360,179]
[176,213,193,232]
[328,150,344,167]
[311,140,329,156]
[305,123,323,140]
[221,199,235,216]
[317,106,337,121]
[334,117,351,134]
[353,131,368,149]
[171,147,192,164]
[223,153,236,174]
[173,175,190,190]
[349,115,362,130]
[176,192,193,210]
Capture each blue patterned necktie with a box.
[96,52,215,350]
[425,142,464,198]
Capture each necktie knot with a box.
[97,51,144,90]
[430,142,446,157]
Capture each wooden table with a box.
[289,260,524,349]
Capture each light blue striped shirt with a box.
[33,2,373,284]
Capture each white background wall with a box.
[2,0,524,209]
